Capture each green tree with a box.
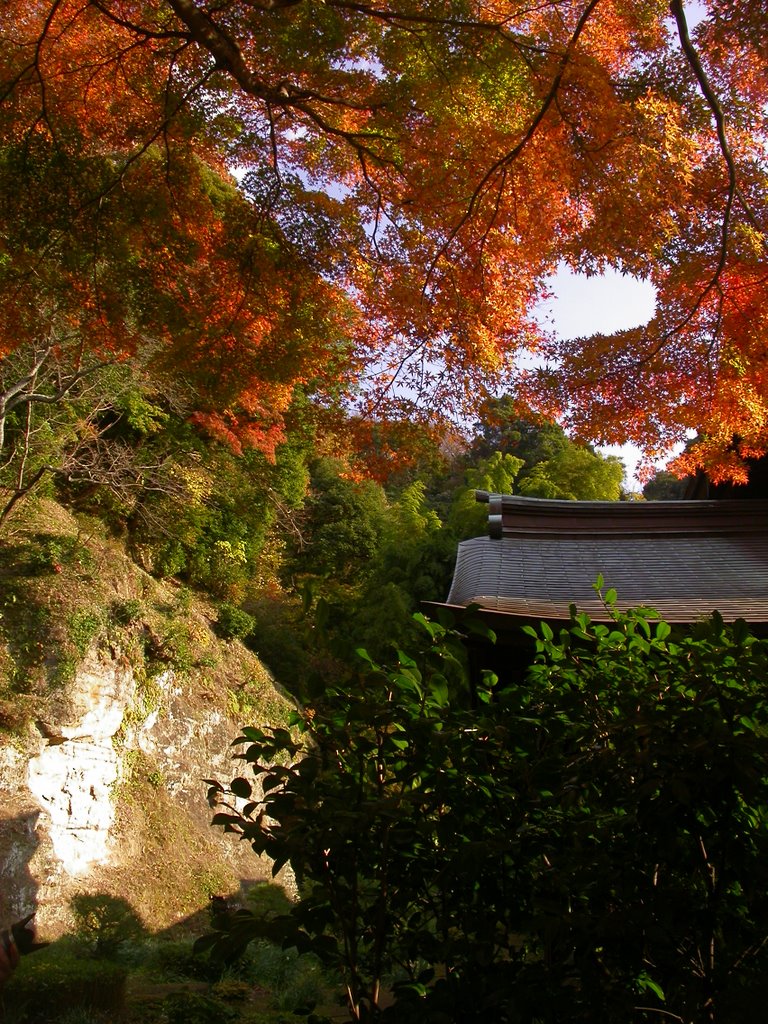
[517,445,624,500]
[348,481,454,661]
[450,451,525,537]
[468,399,572,468]
[294,459,389,585]
[467,401,625,501]
[643,469,689,501]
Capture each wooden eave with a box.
[475,491,768,538]
[436,494,768,627]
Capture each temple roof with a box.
[440,493,768,624]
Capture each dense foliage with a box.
[204,598,768,1023]
[5,10,768,1017]
[234,415,625,690]
[1,2,767,479]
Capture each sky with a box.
[538,266,657,343]
[536,266,659,491]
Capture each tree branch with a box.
[617,1,764,377]
[670,0,759,233]
[89,0,190,41]
[164,0,397,162]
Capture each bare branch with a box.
[89,0,190,41]
[670,0,759,233]
[0,466,49,528]
[633,1007,684,1022]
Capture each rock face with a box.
[28,739,120,876]
[0,643,292,937]
[27,657,134,876]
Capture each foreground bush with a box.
[3,948,127,1021]
[70,893,145,959]
[203,593,768,1023]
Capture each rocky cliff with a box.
[0,500,292,938]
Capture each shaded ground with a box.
[2,883,351,1024]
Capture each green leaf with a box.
[430,676,449,707]
[356,647,378,669]
[412,611,442,639]
[656,621,671,641]
[636,972,665,1002]
[388,735,409,750]
[238,727,266,743]
[230,777,252,799]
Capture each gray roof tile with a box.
[447,495,768,622]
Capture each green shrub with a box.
[146,939,222,982]
[160,990,237,1024]
[68,610,105,657]
[110,599,144,626]
[215,603,256,641]
[158,622,195,673]
[204,601,768,1024]
[245,881,293,919]
[210,940,326,1016]
[2,948,127,1021]
[25,534,92,576]
[70,893,145,959]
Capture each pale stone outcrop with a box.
[0,643,290,935]
[27,657,135,876]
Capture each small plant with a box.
[174,586,193,614]
[215,603,256,642]
[0,589,51,692]
[70,893,145,959]
[226,680,270,720]
[210,977,251,1001]
[159,622,195,673]
[68,609,105,658]
[110,599,144,626]
[160,990,237,1024]
[51,655,78,687]
[196,869,231,902]
[55,1009,110,1024]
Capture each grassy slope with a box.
[0,497,293,936]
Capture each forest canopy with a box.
[1,1,767,480]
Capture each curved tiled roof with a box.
[445,494,768,623]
